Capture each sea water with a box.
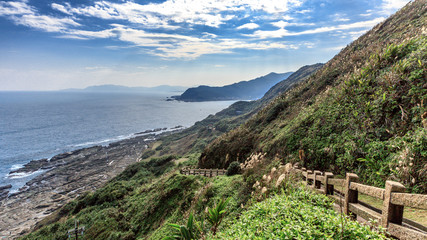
[0,91,234,191]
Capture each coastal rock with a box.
[10,159,49,174]
[0,184,12,191]
[0,184,12,201]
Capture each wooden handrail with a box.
[391,193,427,209]
[294,166,427,239]
[350,182,385,200]
[180,168,226,177]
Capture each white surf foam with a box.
[6,169,45,179]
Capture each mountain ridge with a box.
[173,71,293,102]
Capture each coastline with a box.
[0,129,181,238]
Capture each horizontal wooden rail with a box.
[294,166,427,239]
[388,223,427,240]
[350,182,385,200]
[180,168,226,177]
[329,178,345,186]
[391,193,427,209]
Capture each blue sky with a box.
[0,0,410,90]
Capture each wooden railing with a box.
[294,167,427,240]
[180,168,226,177]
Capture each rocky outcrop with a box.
[0,185,12,202]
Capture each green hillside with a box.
[200,0,426,193]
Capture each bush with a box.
[210,187,388,239]
[141,150,156,159]
[226,161,241,176]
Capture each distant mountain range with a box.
[172,72,294,102]
[62,84,187,93]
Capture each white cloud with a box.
[328,45,346,51]
[51,3,71,15]
[296,9,312,14]
[382,0,410,13]
[360,10,373,17]
[0,1,80,32]
[237,23,260,30]
[271,20,288,29]
[51,0,303,29]
[0,1,33,16]
[0,0,310,59]
[332,13,350,22]
[249,17,385,39]
[11,14,80,32]
[304,42,314,48]
[66,28,116,39]
[271,20,314,29]
[110,26,299,59]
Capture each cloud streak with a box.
[0,1,80,32]
[248,17,385,39]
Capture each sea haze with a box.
[0,91,234,191]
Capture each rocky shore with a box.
[0,134,160,239]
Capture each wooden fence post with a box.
[301,168,306,181]
[344,173,359,217]
[382,181,406,228]
[314,170,322,189]
[306,170,313,186]
[324,172,334,195]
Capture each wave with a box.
[70,134,133,148]
[69,127,184,149]
[6,169,45,179]
[10,164,24,171]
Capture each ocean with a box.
[0,91,234,192]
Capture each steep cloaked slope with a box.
[200,0,427,193]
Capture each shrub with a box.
[210,187,389,239]
[141,150,156,159]
[226,161,241,176]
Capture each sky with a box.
[0,0,411,90]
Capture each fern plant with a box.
[164,198,230,239]
[206,198,230,235]
[164,213,197,240]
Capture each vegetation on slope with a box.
[22,155,250,239]
[210,187,388,240]
[200,1,426,193]
[158,63,322,156]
